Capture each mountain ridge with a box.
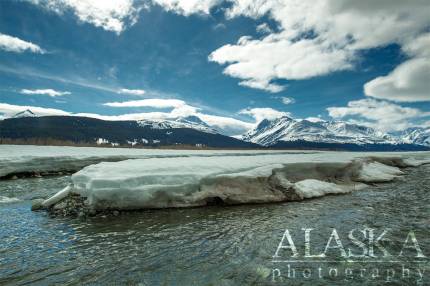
[242,116,428,148]
[1,110,429,150]
[0,115,258,148]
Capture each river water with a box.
[0,165,429,285]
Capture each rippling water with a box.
[0,166,429,285]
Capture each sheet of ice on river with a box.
[68,152,430,210]
[0,145,304,177]
[2,145,429,179]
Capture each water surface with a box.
[0,166,429,285]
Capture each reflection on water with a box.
[0,166,429,285]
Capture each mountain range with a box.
[0,113,257,148]
[0,110,429,150]
[241,116,429,151]
[242,116,397,146]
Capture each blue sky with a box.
[0,0,429,135]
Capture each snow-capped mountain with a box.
[3,109,429,149]
[5,110,218,134]
[12,109,36,118]
[400,127,430,146]
[0,115,258,148]
[242,116,398,146]
[137,116,218,134]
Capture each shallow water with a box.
[0,166,429,285]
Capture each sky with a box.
[0,0,429,135]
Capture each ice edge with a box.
[34,155,430,214]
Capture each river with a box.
[0,165,428,285]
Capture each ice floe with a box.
[293,179,366,199]
[357,161,404,183]
[37,151,430,212]
[0,145,299,179]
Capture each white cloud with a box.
[104,98,207,122]
[28,0,144,34]
[0,33,44,53]
[28,0,224,32]
[213,23,226,30]
[103,98,189,109]
[0,103,69,118]
[104,98,195,121]
[364,33,430,102]
[197,113,253,135]
[209,0,430,93]
[239,107,289,123]
[364,58,430,102]
[327,99,430,132]
[280,97,295,105]
[256,23,272,34]
[118,88,146,96]
[74,111,172,121]
[20,89,71,97]
[305,116,324,123]
[209,35,352,93]
[239,79,285,93]
[152,0,221,16]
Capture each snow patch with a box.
[358,162,403,183]
[294,179,366,199]
[96,138,109,145]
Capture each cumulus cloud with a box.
[28,0,144,34]
[20,89,71,97]
[118,88,146,96]
[152,0,222,16]
[364,33,430,102]
[239,107,289,123]
[28,0,226,32]
[0,33,44,53]
[209,33,352,93]
[209,0,430,93]
[327,99,430,132]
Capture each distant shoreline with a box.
[1,139,429,152]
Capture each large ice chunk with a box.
[51,152,430,210]
[294,179,366,199]
[358,161,404,183]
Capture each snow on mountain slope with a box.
[5,109,218,134]
[4,108,429,147]
[242,116,397,146]
[137,115,218,134]
[401,127,430,146]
